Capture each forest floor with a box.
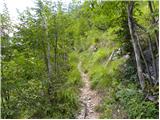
[77,61,101,119]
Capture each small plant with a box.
[116,84,158,119]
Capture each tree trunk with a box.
[128,1,145,90]
[148,1,159,50]
[148,34,157,83]
[53,13,58,75]
[135,32,152,84]
[42,17,52,80]
[41,14,52,96]
[54,31,58,74]
[133,21,158,84]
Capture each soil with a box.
[77,61,101,119]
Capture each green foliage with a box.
[92,48,107,63]
[116,84,158,119]
[1,0,159,119]
[81,49,125,90]
[67,52,83,87]
[77,1,158,119]
[50,87,79,118]
[118,59,138,83]
[1,0,83,118]
[67,67,82,87]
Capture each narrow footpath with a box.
[77,61,101,119]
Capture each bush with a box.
[116,84,158,119]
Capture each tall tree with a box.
[127,1,145,90]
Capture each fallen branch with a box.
[105,50,115,67]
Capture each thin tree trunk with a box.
[133,22,158,84]
[128,1,145,90]
[135,31,152,84]
[148,34,157,83]
[40,11,52,81]
[41,34,49,73]
[53,13,58,75]
[42,17,52,80]
[148,1,159,50]
[54,31,58,74]
[41,14,52,96]
[45,23,52,81]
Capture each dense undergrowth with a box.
[74,1,159,119]
[79,48,158,119]
[78,29,158,119]
[1,0,85,118]
[1,0,159,119]
[46,52,83,118]
[2,50,82,118]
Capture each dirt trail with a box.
[77,61,101,119]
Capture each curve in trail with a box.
[77,61,101,119]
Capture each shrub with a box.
[116,84,158,119]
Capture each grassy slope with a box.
[76,29,158,119]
